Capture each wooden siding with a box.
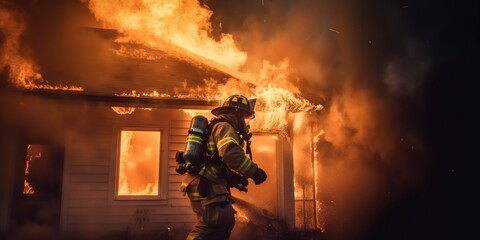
[60,108,195,237]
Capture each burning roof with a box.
[1,0,322,136]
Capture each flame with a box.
[114,63,322,135]
[234,208,250,223]
[111,106,153,115]
[116,90,173,98]
[23,179,34,195]
[0,5,82,91]
[22,144,42,195]
[312,127,322,230]
[112,107,136,115]
[82,1,326,227]
[83,0,246,70]
[183,61,322,135]
[83,1,322,134]
[118,130,160,196]
[294,180,302,200]
[182,109,212,118]
[112,89,161,115]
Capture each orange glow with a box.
[116,90,172,98]
[111,107,153,115]
[23,179,34,195]
[294,180,302,200]
[231,135,278,216]
[234,208,250,223]
[112,107,136,115]
[182,109,213,119]
[292,112,321,230]
[118,130,160,196]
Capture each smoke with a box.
[0,0,124,92]
[205,0,447,239]
[0,1,45,88]
[384,40,430,96]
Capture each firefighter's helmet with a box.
[211,94,256,119]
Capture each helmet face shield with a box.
[211,95,256,119]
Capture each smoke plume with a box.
[206,0,472,239]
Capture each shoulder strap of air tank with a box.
[196,118,231,187]
[204,118,245,193]
[203,118,226,154]
[206,117,233,135]
[204,117,238,163]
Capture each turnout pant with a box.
[186,199,235,240]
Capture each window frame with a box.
[109,123,169,204]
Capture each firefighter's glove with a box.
[251,167,267,185]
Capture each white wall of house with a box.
[60,107,196,238]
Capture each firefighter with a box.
[181,94,268,240]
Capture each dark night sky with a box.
[1,0,478,239]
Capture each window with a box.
[116,130,161,199]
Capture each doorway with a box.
[231,134,279,216]
[9,143,64,232]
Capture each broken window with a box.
[116,130,161,198]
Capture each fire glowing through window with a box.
[118,130,160,196]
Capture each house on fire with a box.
[0,26,325,239]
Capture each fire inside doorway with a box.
[11,144,64,232]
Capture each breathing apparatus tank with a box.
[178,115,209,174]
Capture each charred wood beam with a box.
[18,89,220,109]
